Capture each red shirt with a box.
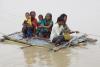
[31,18,38,29]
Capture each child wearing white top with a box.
[50,17,65,46]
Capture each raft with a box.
[3,32,53,48]
[2,32,97,51]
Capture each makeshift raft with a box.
[2,32,53,48]
[1,32,98,51]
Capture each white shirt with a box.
[50,23,64,41]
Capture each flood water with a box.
[0,36,100,67]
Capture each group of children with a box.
[22,11,53,39]
[22,11,78,46]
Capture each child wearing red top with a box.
[30,11,38,35]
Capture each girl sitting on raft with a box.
[36,13,53,38]
[37,14,47,37]
[43,13,53,38]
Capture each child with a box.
[30,11,38,35]
[50,16,71,46]
[50,17,65,46]
[59,14,79,34]
[22,20,28,38]
[37,14,47,37]
[59,14,71,33]
[43,13,53,38]
[22,12,33,38]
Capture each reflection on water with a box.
[0,37,100,67]
[22,46,71,67]
[23,47,53,67]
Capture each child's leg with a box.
[39,28,45,37]
[52,36,61,46]
[22,27,27,38]
[27,27,33,38]
[53,36,65,46]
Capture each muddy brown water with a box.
[0,37,100,67]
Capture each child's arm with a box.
[43,22,53,28]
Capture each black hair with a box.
[57,17,64,22]
[45,13,52,20]
[25,12,30,16]
[30,11,36,15]
[60,13,67,18]
[38,14,43,17]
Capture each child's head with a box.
[45,13,52,21]
[60,14,67,23]
[57,17,64,25]
[25,12,31,19]
[38,14,43,20]
[30,11,36,18]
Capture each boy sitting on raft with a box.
[30,11,38,36]
[50,17,67,46]
[50,16,78,47]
